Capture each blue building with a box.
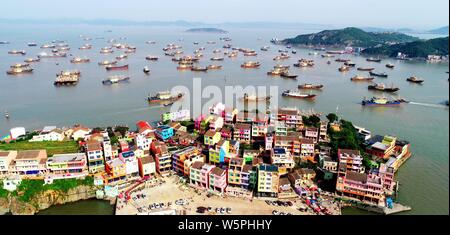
[155,125,174,141]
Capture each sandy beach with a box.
[115,176,341,215]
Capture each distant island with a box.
[282,27,418,48]
[428,26,449,35]
[362,37,449,58]
[186,28,228,34]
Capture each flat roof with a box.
[16,150,46,160]
[48,153,85,163]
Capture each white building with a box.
[86,140,104,174]
[135,134,152,151]
[30,126,65,142]
[0,151,17,176]
[10,150,47,176]
[10,127,26,140]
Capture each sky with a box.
[0,0,448,29]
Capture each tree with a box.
[114,126,129,137]
[326,113,338,123]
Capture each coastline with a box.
[0,184,115,215]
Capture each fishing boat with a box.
[244,52,258,56]
[274,64,290,70]
[207,65,223,70]
[368,83,399,92]
[79,44,92,50]
[146,56,159,61]
[406,76,424,84]
[327,61,331,65]
[280,72,298,79]
[298,84,324,90]
[386,63,395,68]
[361,97,402,106]
[367,57,382,62]
[273,55,290,60]
[335,58,350,63]
[267,68,286,76]
[369,71,388,78]
[241,61,260,68]
[28,43,37,47]
[242,93,271,102]
[339,66,351,72]
[351,75,375,82]
[228,52,238,58]
[309,52,318,55]
[261,46,270,51]
[278,49,288,53]
[98,60,118,66]
[41,44,56,49]
[100,47,113,54]
[116,54,128,60]
[10,63,30,69]
[292,50,297,54]
[105,64,129,71]
[70,57,90,63]
[357,67,375,71]
[344,61,356,67]
[191,66,208,72]
[54,71,80,86]
[0,41,10,44]
[147,91,184,103]
[294,59,314,67]
[6,67,33,75]
[102,75,130,85]
[24,58,40,63]
[163,102,174,107]
[321,54,335,58]
[282,90,316,99]
[38,52,67,58]
[143,66,150,74]
[4,111,9,119]
[213,49,222,54]
[210,57,224,61]
[177,62,193,70]
[8,50,26,55]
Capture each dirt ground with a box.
[115,175,340,215]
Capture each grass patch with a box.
[0,141,80,157]
[16,177,94,202]
[0,181,9,198]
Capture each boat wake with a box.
[409,102,449,109]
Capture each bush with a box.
[15,177,94,202]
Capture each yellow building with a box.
[204,130,221,146]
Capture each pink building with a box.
[190,162,215,190]
[209,167,227,194]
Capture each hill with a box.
[186,28,228,34]
[428,26,449,35]
[282,27,418,48]
[362,37,449,58]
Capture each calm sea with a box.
[0,24,448,215]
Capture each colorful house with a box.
[162,109,190,122]
[155,125,174,141]
[338,149,364,175]
[138,156,156,177]
[257,164,279,197]
[190,162,215,190]
[271,148,295,175]
[227,158,245,186]
[209,116,224,131]
[300,138,316,162]
[233,123,252,143]
[220,126,233,140]
[136,121,154,136]
[171,147,202,176]
[119,151,139,178]
[224,108,239,124]
[85,140,105,174]
[305,127,319,144]
[104,158,126,184]
[209,167,227,195]
[46,153,88,179]
[204,130,221,146]
[209,140,229,164]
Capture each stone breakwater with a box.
[0,185,112,215]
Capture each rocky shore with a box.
[0,185,108,215]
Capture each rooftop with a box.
[140,156,155,165]
[346,171,368,183]
[48,153,86,163]
[16,150,46,160]
[211,167,226,176]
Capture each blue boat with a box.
[362,97,403,106]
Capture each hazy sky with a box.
[0,0,448,29]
